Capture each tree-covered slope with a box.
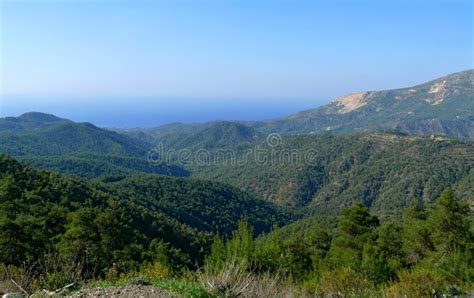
[0,154,291,274]
[0,112,71,132]
[251,69,474,139]
[121,121,262,152]
[100,174,292,236]
[0,154,208,273]
[0,113,191,178]
[0,117,149,157]
[19,154,190,179]
[192,133,474,215]
[159,121,262,151]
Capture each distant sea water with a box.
[0,96,323,128]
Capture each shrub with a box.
[386,267,445,297]
[317,267,373,296]
[139,261,171,280]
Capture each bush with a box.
[317,268,373,296]
[386,267,445,297]
[139,261,171,280]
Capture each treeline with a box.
[205,189,473,296]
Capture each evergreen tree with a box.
[361,221,403,283]
[328,202,379,269]
[205,235,226,270]
[401,200,433,265]
[226,218,254,261]
[427,188,471,255]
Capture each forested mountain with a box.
[118,122,205,144]
[122,121,262,151]
[0,155,290,274]
[0,112,71,131]
[251,69,474,139]
[0,113,192,178]
[0,113,150,157]
[3,111,472,216]
[191,133,474,215]
[0,154,207,274]
[158,121,261,151]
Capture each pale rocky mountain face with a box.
[326,92,371,114]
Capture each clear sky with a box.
[0,0,472,127]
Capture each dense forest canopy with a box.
[0,155,289,276]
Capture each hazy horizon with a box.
[0,95,325,127]
[1,67,471,127]
[1,0,472,126]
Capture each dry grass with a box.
[196,258,298,297]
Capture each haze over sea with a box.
[0,95,320,127]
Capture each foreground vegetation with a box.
[2,175,472,296]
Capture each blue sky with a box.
[0,0,472,126]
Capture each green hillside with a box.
[0,119,149,157]
[191,133,474,215]
[100,174,292,236]
[123,121,262,152]
[0,112,71,132]
[0,154,208,274]
[19,154,190,179]
[0,113,193,179]
[0,154,290,275]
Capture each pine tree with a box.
[427,188,471,255]
[328,202,379,269]
[226,218,254,261]
[401,200,433,265]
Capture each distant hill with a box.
[122,121,263,151]
[0,112,150,156]
[251,69,474,139]
[0,112,189,178]
[158,121,263,151]
[0,112,71,132]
